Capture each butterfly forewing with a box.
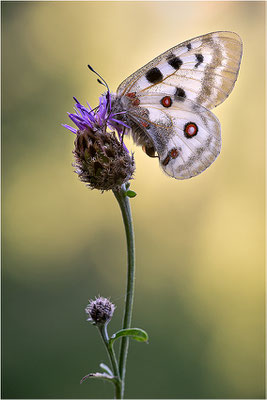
[117,31,242,110]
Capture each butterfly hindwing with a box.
[126,93,221,179]
[117,31,242,110]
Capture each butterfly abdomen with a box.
[111,92,155,149]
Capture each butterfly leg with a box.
[120,126,126,146]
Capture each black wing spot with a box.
[167,54,183,70]
[186,43,192,51]
[162,155,171,166]
[146,67,163,83]
[174,87,186,101]
[195,53,204,68]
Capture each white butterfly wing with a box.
[117,31,242,110]
[127,93,221,179]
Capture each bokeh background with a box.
[2,1,265,399]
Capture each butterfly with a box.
[109,31,243,180]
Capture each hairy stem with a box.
[98,324,121,398]
[113,185,135,398]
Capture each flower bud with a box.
[85,296,115,326]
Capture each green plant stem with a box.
[113,185,135,398]
[98,324,121,398]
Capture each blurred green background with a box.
[2,1,265,399]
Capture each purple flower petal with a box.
[63,92,131,153]
[109,118,130,128]
[62,124,77,133]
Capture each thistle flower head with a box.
[63,94,128,136]
[63,95,135,191]
[85,296,115,326]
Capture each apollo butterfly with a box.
[108,32,242,179]
[96,31,243,179]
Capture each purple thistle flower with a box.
[63,93,135,191]
[63,94,129,142]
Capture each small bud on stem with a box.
[85,296,115,326]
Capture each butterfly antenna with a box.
[88,65,109,90]
[88,65,111,112]
[89,104,100,114]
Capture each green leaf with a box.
[99,363,113,376]
[109,328,148,346]
[125,190,137,198]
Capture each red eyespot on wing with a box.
[141,121,150,128]
[170,148,179,159]
[132,98,140,106]
[160,96,172,108]
[162,148,179,167]
[184,122,198,138]
[126,92,136,98]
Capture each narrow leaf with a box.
[80,372,115,385]
[109,328,148,346]
[100,362,113,376]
